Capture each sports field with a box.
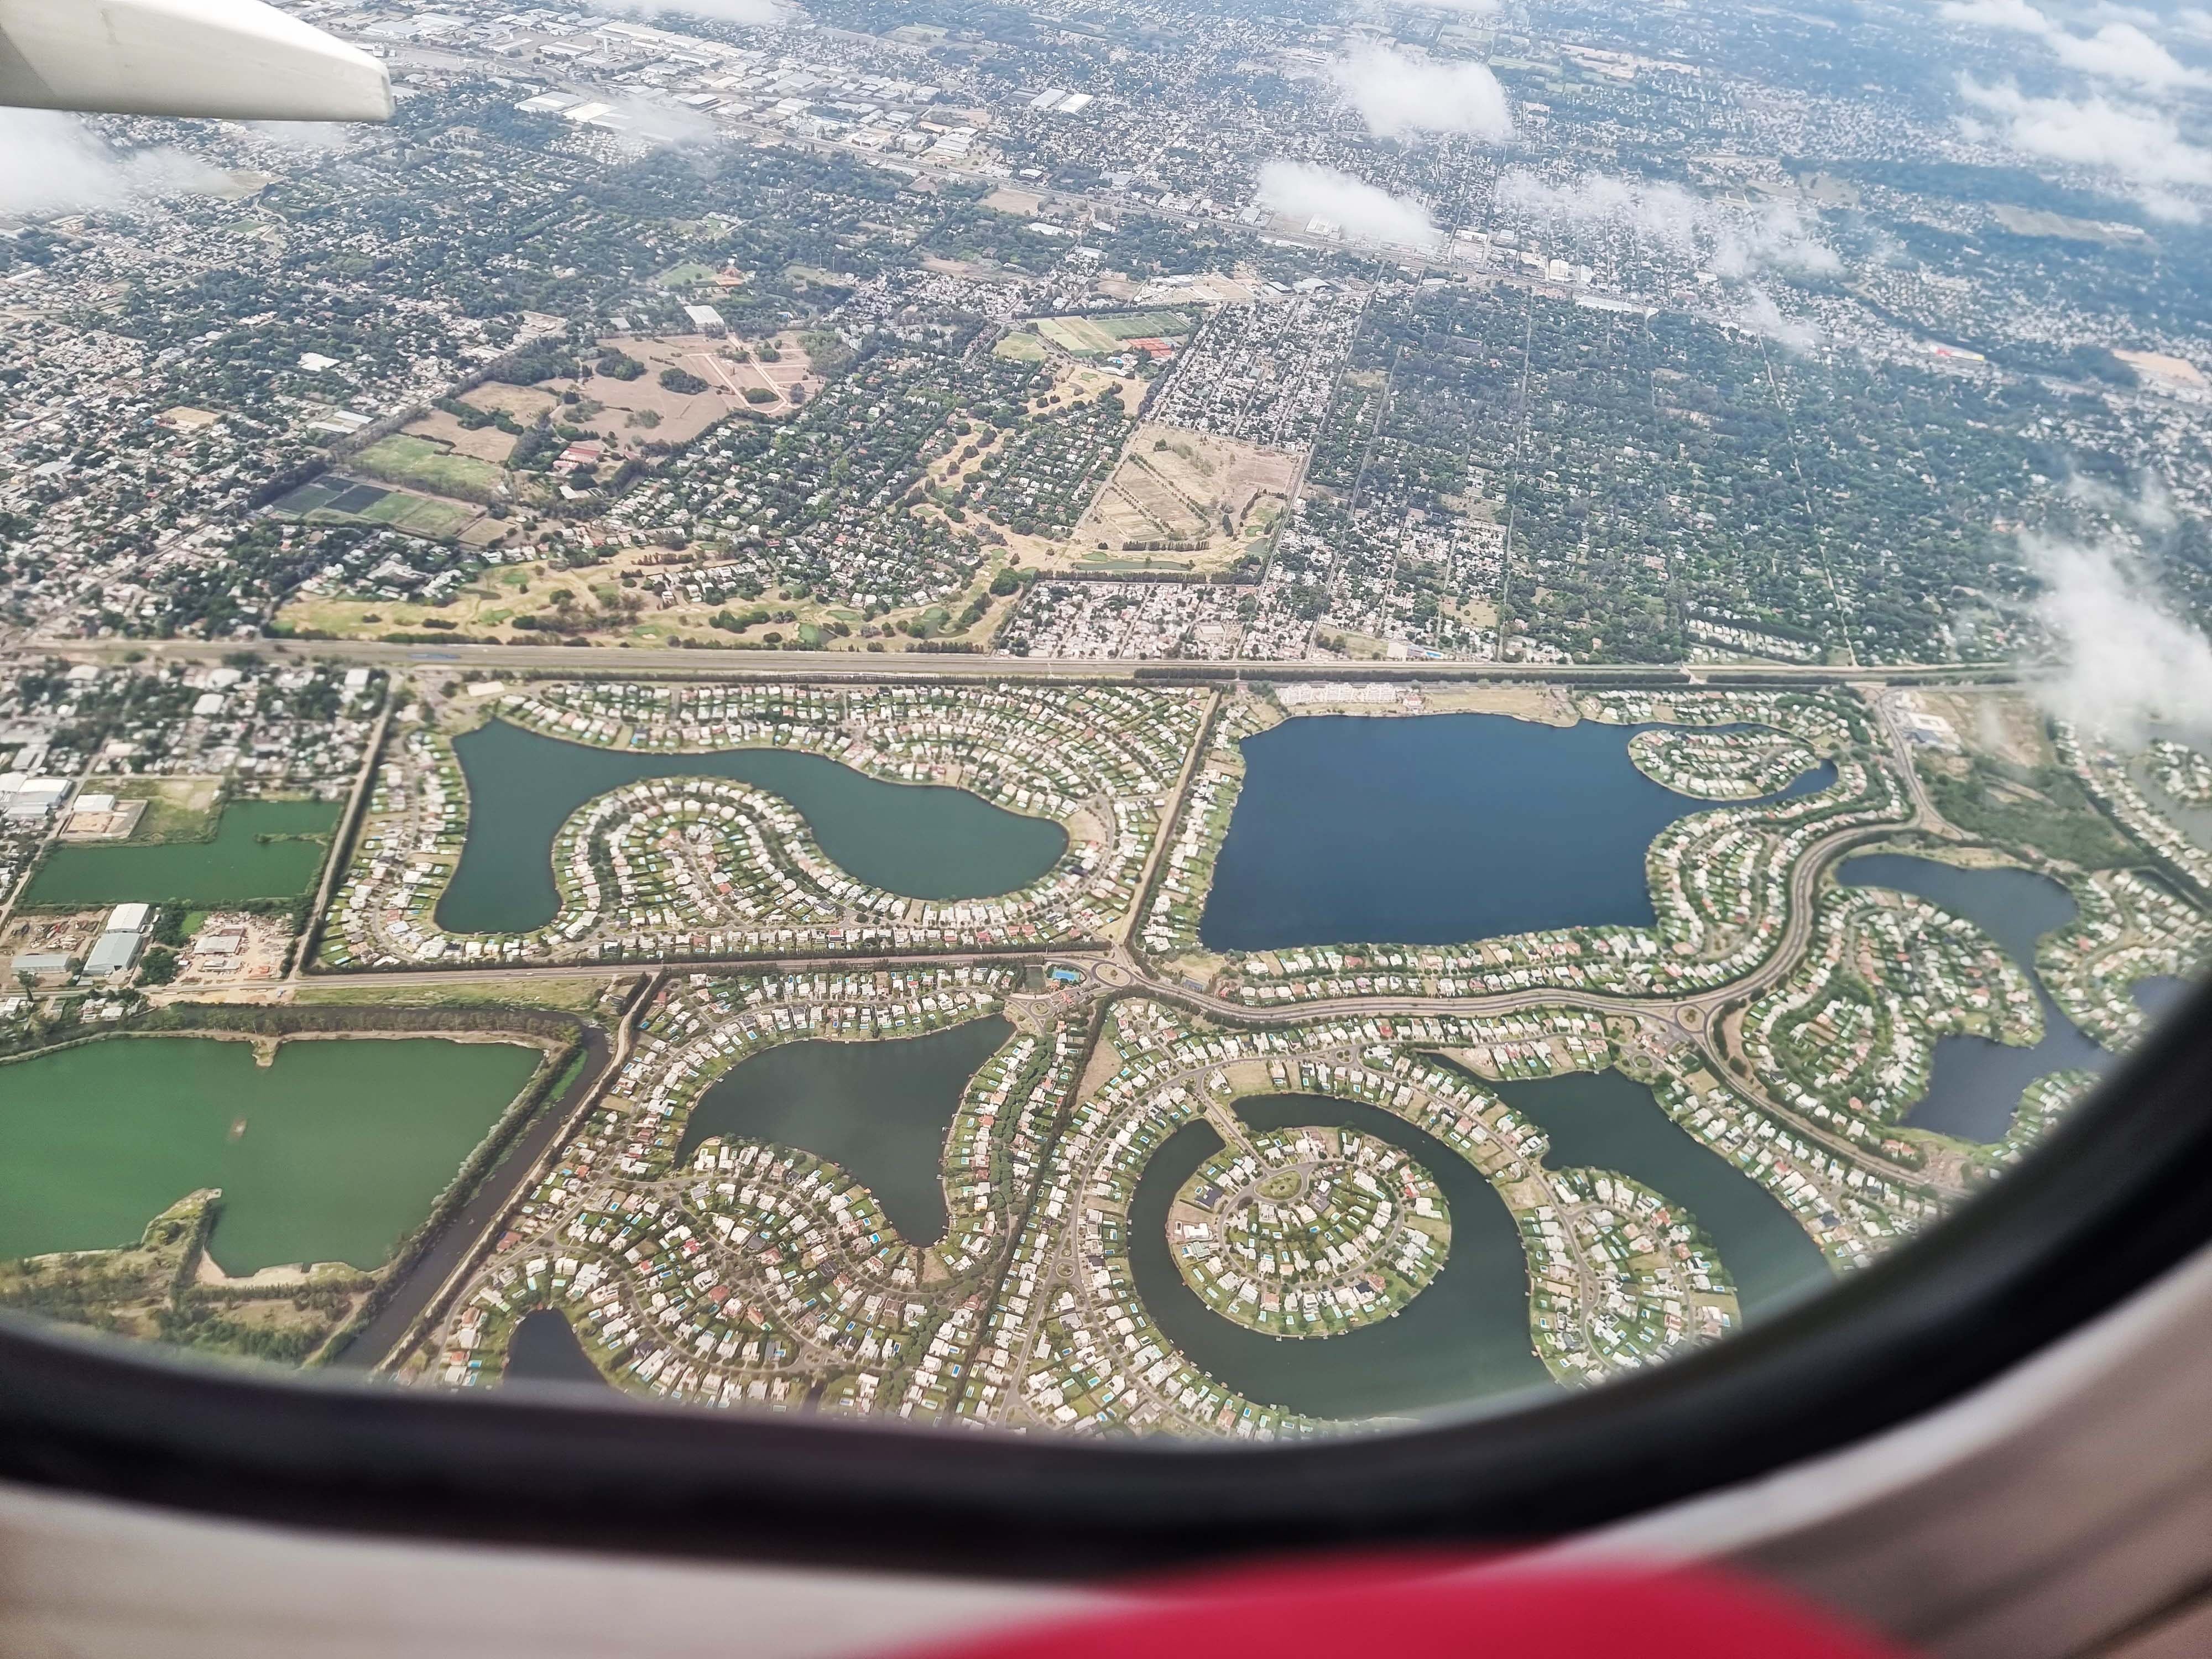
[1033,309,1195,357]
[270,474,478,539]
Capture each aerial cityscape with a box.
[3,0,2211,1433]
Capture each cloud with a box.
[1939,0,2209,88]
[597,0,781,23]
[1494,169,1838,275]
[607,95,721,147]
[0,108,228,218]
[2022,533,2212,743]
[1328,45,1512,140]
[1959,77,2212,213]
[2065,471,2179,533]
[246,121,355,151]
[1938,0,2052,32]
[2050,22,2208,89]
[1255,160,1441,251]
[1741,285,1820,352]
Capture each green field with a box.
[656,259,719,288]
[993,330,1050,362]
[356,434,504,500]
[0,1036,540,1273]
[26,798,339,907]
[272,473,477,540]
[1032,309,1194,357]
[360,492,476,537]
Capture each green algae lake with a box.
[0,1036,541,1275]
[24,798,339,909]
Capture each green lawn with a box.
[357,434,504,500]
[359,490,477,539]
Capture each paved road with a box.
[293,695,392,980]
[24,633,2018,687]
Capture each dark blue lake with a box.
[1491,1069,1832,1318]
[1836,854,2109,1143]
[1126,1093,1554,1422]
[502,1308,608,1390]
[1199,714,1830,952]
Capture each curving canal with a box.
[1836,853,2109,1143]
[1126,1092,1556,1422]
[438,718,1067,935]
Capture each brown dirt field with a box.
[404,408,518,465]
[1059,423,1297,573]
[1917,688,2051,768]
[985,187,1042,216]
[459,383,559,422]
[524,332,824,449]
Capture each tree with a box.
[138,947,180,988]
[659,368,708,395]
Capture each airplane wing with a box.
[0,0,390,121]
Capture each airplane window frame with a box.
[1,976,2208,1579]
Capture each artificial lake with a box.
[0,1035,540,1275]
[1201,713,1830,951]
[437,719,1067,936]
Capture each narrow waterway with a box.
[672,1014,1014,1247]
[1127,1093,1556,1424]
[1201,714,1831,952]
[1491,1070,1832,1318]
[438,719,1067,935]
[332,1025,613,1369]
[1837,854,2108,1143]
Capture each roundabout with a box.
[1166,1126,1452,1339]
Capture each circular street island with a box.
[1166,1125,1452,1339]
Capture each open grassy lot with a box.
[404,407,520,465]
[520,331,823,448]
[113,776,225,843]
[292,977,617,1014]
[356,434,505,500]
[1056,422,1295,574]
[1034,309,1194,357]
[459,383,560,423]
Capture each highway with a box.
[22,633,2020,688]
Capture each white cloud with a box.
[597,0,781,23]
[1255,160,1441,251]
[1959,77,2212,213]
[2064,471,2179,533]
[1939,0,2210,88]
[607,95,721,146]
[2022,533,2212,743]
[1494,169,1838,275]
[1741,285,1821,352]
[1328,45,1512,141]
[1938,0,2052,33]
[2050,22,2207,89]
[0,108,228,218]
[246,121,355,151]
